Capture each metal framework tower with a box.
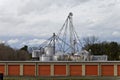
[57,12,82,54]
[31,12,82,55]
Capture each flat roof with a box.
[0,61,120,63]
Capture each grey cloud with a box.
[0,15,25,25]
[18,0,52,15]
[0,0,120,48]
[18,0,90,15]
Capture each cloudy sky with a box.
[0,0,120,48]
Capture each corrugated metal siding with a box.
[101,65,114,76]
[85,65,98,76]
[54,65,66,76]
[38,65,50,76]
[0,65,5,75]
[8,65,20,76]
[23,65,35,76]
[70,65,82,76]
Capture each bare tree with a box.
[0,43,31,61]
[82,36,99,50]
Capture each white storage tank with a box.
[32,50,40,58]
[40,47,44,55]
[55,51,65,56]
[45,46,54,56]
[55,52,66,60]
[53,55,58,61]
[77,50,89,61]
[39,55,50,61]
